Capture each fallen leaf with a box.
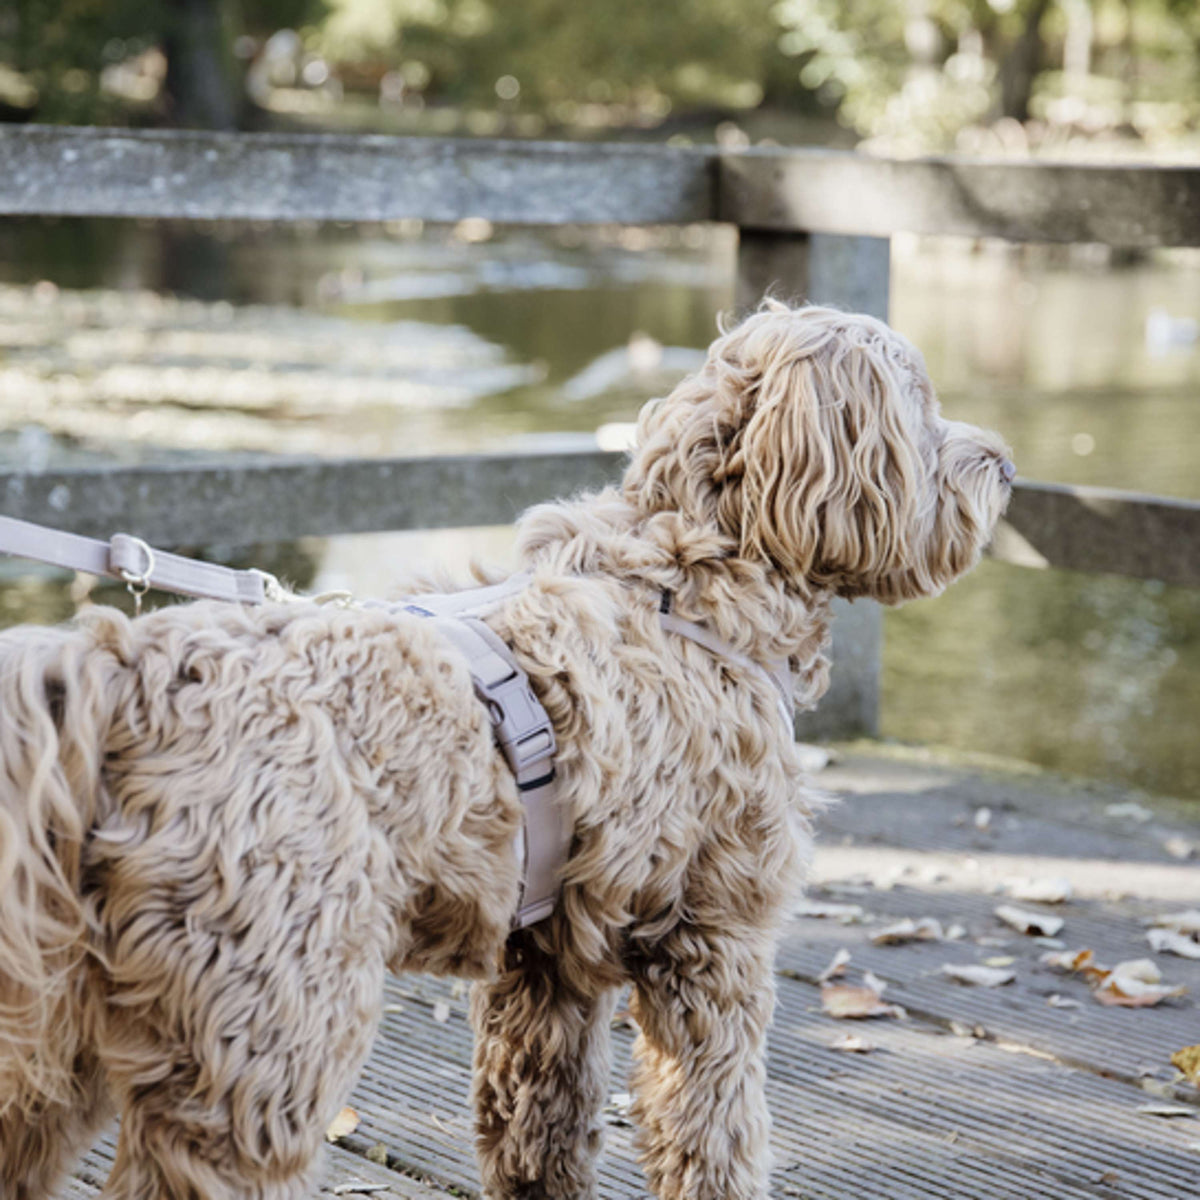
[432,1000,451,1023]
[1039,947,1108,982]
[325,1106,359,1142]
[1147,928,1200,960]
[1094,959,1187,1008]
[944,923,967,941]
[941,963,1016,987]
[820,983,906,1020]
[1106,802,1153,823]
[1164,837,1195,861]
[861,968,889,996]
[1171,1045,1200,1085]
[365,1144,389,1166]
[871,917,944,945]
[817,947,852,982]
[1097,1172,1120,1186]
[603,1092,634,1127]
[794,900,865,923]
[1007,877,1073,904]
[984,956,1016,968]
[1047,994,1082,1009]
[332,1184,389,1196]
[948,1019,988,1039]
[1149,910,1200,935]
[1112,958,1166,984]
[1134,1104,1199,1118]
[830,1032,875,1053]
[995,904,1064,938]
[973,806,992,831]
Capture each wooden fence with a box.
[1,125,1198,738]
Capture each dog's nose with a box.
[999,458,1016,483]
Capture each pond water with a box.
[0,218,1196,798]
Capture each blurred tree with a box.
[0,0,328,126]
[317,0,795,117]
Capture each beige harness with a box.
[0,515,796,929]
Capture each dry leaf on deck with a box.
[1163,837,1195,861]
[817,947,852,982]
[941,963,1016,987]
[1094,959,1187,1008]
[820,982,905,1020]
[325,1106,359,1142]
[994,904,1064,938]
[1147,928,1200,960]
[1149,910,1200,935]
[1038,947,1107,982]
[1170,1045,1200,1085]
[432,1000,451,1023]
[1135,1104,1199,1119]
[973,806,992,831]
[1007,877,1073,904]
[830,1032,875,1053]
[1047,994,1082,1009]
[871,917,944,945]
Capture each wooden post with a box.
[736,231,891,740]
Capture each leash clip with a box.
[118,537,155,616]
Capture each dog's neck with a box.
[515,488,834,711]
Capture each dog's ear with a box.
[745,344,931,592]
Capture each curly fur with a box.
[0,303,1012,1200]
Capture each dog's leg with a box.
[97,982,382,1199]
[0,1054,111,1200]
[627,925,775,1200]
[472,935,616,1200]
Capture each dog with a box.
[0,302,1013,1200]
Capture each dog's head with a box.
[622,302,1013,604]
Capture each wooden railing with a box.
[1,125,1198,738]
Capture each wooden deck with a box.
[67,749,1199,1199]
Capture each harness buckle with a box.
[477,670,557,783]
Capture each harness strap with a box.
[0,515,272,604]
[381,577,569,929]
[659,593,795,726]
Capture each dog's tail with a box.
[0,611,128,1107]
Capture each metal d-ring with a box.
[119,536,156,615]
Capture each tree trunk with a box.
[163,0,242,129]
[998,0,1052,123]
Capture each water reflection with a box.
[0,219,1196,797]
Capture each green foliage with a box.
[317,0,786,112]
[3,0,1200,145]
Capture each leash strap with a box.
[0,515,272,604]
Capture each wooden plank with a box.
[3,461,1198,591]
[0,126,716,225]
[993,479,1200,588]
[0,450,626,547]
[5,127,1200,249]
[720,149,1200,247]
[3,457,1199,591]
